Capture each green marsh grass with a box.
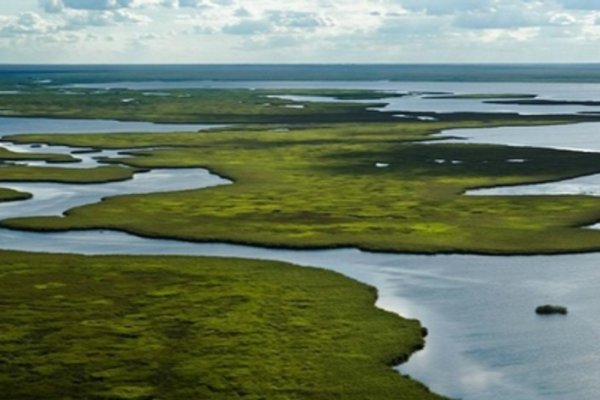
[0,251,443,400]
[7,121,600,254]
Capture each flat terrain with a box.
[7,120,600,254]
[0,250,442,400]
[0,165,140,184]
[0,147,77,163]
[0,187,31,202]
[3,85,600,400]
[0,88,400,124]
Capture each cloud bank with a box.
[0,0,598,62]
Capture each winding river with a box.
[2,116,600,399]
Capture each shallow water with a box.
[0,168,229,219]
[468,173,600,197]
[438,122,600,211]
[437,122,600,152]
[1,108,600,399]
[0,116,223,136]
[72,80,600,116]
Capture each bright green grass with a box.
[0,250,442,400]
[7,120,600,254]
[0,165,140,183]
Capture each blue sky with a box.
[1,0,599,63]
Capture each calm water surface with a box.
[0,116,223,135]
[73,80,600,116]
[1,96,600,399]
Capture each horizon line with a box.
[2,62,600,66]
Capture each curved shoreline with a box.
[2,113,600,398]
[0,248,445,399]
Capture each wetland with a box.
[2,69,600,400]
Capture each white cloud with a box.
[0,0,599,62]
[0,12,53,36]
[550,13,578,25]
[267,10,330,29]
[222,19,271,35]
[64,9,150,28]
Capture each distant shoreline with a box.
[3,64,600,84]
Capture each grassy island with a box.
[0,147,78,163]
[2,85,600,400]
[0,250,443,400]
[0,88,400,124]
[7,120,600,254]
[0,165,141,184]
[0,187,32,202]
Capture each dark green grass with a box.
[0,165,140,184]
[535,305,568,315]
[0,250,442,400]
[0,147,77,163]
[7,121,600,254]
[0,88,398,124]
[2,88,597,125]
[0,188,31,202]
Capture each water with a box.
[437,122,600,152]
[469,174,600,197]
[0,227,598,400]
[1,91,600,399]
[0,168,229,219]
[432,122,600,211]
[7,64,596,84]
[71,81,600,116]
[0,116,223,136]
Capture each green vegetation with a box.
[0,165,140,183]
[7,120,600,254]
[535,305,568,315]
[0,88,399,124]
[3,84,600,400]
[0,188,31,202]
[0,147,77,163]
[0,250,442,400]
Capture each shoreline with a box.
[2,96,600,398]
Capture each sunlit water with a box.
[1,103,600,399]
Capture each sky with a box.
[0,0,599,63]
